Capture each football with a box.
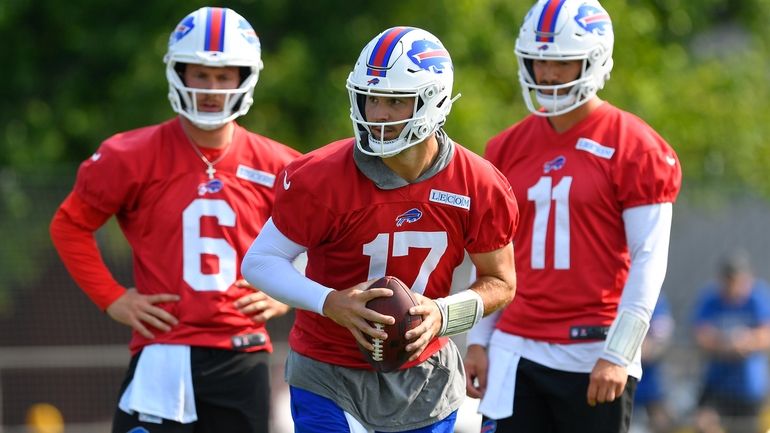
[358,276,423,373]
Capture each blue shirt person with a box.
[691,250,770,433]
[635,295,675,433]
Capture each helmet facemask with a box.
[348,83,447,158]
[166,62,259,131]
[518,55,601,117]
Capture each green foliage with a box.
[5,0,769,192]
[3,0,770,308]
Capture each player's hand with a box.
[586,358,628,406]
[106,288,179,339]
[233,279,291,323]
[464,344,489,398]
[404,293,443,361]
[322,280,395,350]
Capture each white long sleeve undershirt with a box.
[241,218,332,315]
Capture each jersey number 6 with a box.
[182,198,236,292]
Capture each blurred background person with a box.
[633,295,676,433]
[691,249,770,433]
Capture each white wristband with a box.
[603,309,649,366]
[434,290,484,336]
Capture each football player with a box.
[464,1,682,432]
[49,7,300,433]
[241,26,518,432]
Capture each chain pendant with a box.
[206,165,216,180]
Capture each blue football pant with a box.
[290,385,457,433]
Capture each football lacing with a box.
[371,323,384,361]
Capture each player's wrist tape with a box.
[434,290,484,336]
[603,309,650,366]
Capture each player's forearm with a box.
[432,244,515,337]
[470,275,516,316]
[749,325,770,352]
[469,243,516,315]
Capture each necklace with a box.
[188,141,232,180]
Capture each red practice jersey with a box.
[73,118,300,353]
[272,138,518,369]
[485,103,681,344]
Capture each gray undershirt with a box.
[353,130,455,190]
[285,341,466,431]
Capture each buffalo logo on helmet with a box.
[237,19,259,45]
[170,16,195,45]
[407,40,451,74]
[574,4,611,34]
[367,77,380,85]
[197,179,224,196]
[543,155,566,173]
[396,208,423,227]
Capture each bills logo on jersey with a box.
[170,16,195,44]
[407,40,451,74]
[396,208,423,227]
[543,155,566,173]
[574,4,611,35]
[198,179,224,196]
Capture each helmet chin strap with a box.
[535,90,577,114]
[366,135,404,158]
[190,120,225,131]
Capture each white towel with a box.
[477,334,520,420]
[118,344,197,423]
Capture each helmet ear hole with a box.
[355,93,368,119]
[174,63,187,84]
[238,67,251,85]
[422,85,438,99]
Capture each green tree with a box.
[2,0,770,313]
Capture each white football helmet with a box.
[515,0,614,116]
[346,27,456,157]
[164,7,263,130]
